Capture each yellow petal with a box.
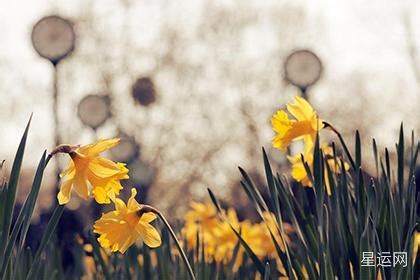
[118,234,139,254]
[74,174,90,200]
[57,177,74,205]
[127,188,141,210]
[137,223,162,248]
[289,154,312,187]
[79,138,120,156]
[413,232,420,262]
[90,165,128,204]
[114,197,127,212]
[271,110,292,135]
[140,212,157,223]
[88,157,121,178]
[275,121,314,150]
[303,135,315,156]
[92,186,110,204]
[286,96,315,121]
[60,160,75,178]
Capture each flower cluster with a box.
[54,138,161,253]
[271,96,349,194]
[181,202,293,271]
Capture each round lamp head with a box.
[31,15,75,64]
[110,132,139,163]
[77,94,111,129]
[131,77,156,106]
[284,50,322,89]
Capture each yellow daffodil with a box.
[181,204,295,270]
[182,202,219,255]
[93,188,161,253]
[57,138,129,205]
[288,145,349,195]
[82,244,96,280]
[271,96,322,151]
[413,231,420,263]
[91,163,129,204]
[287,140,314,187]
[259,212,293,256]
[184,202,218,228]
[210,209,241,263]
[183,203,242,263]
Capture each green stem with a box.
[140,206,196,280]
[323,121,356,170]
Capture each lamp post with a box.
[31,15,75,184]
[284,49,322,100]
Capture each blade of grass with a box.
[88,230,111,280]
[397,123,404,206]
[2,152,48,280]
[18,152,49,252]
[207,188,266,276]
[26,205,64,280]
[263,262,270,280]
[0,116,31,267]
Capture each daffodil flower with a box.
[182,202,219,256]
[271,96,322,150]
[93,188,162,254]
[413,231,420,263]
[288,144,349,195]
[56,138,129,205]
[91,162,129,204]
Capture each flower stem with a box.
[140,206,196,280]
[323,121,356,170]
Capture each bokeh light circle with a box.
[31,15,75,63]
[77,94,111,129]
[131,77,156,106]
[284,49,322,88]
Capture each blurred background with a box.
[1,0,419,220]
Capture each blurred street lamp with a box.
[31,15,75,185]
[131,77,156,106]
[109,132,139,164]
[77,94,111,131]
[284,49,322,99]
[32,16,75,64]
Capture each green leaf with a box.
[0,151,48,280]
[397,123,404,201]
[26,205,64,280]
[207,188,222,214]
[0,182,7,236]
[88,230,111,280]
[263,262,270,280]
[18,152,48,252]
[228,224,265,276]
[372,138,379,178]
[0,116,31,268]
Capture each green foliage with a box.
[209,125,419,279]
[0,119,418,280]
[0,119,64,280]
